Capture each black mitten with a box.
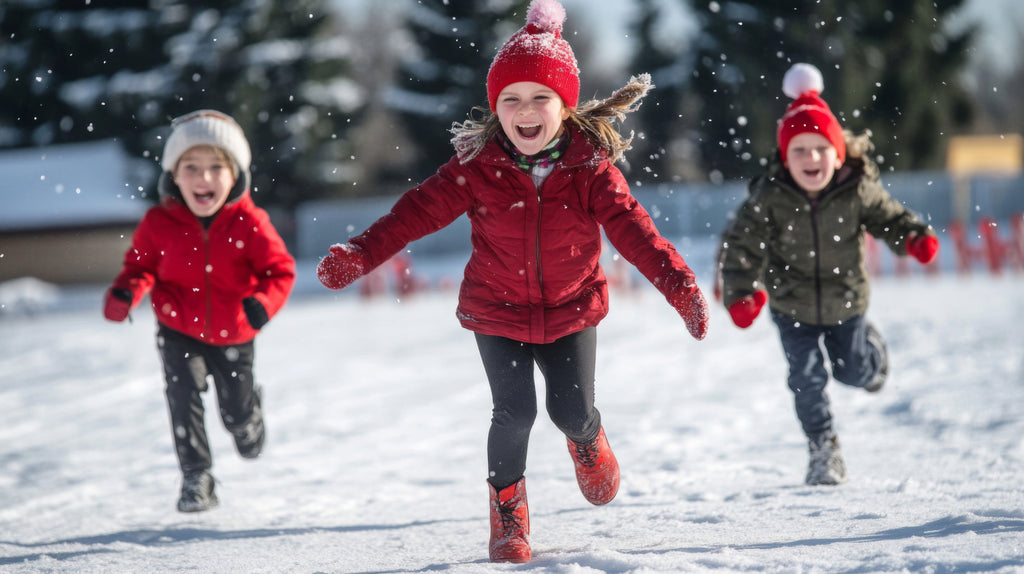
[103,288,134,322]
[243,296,269,330]
[110,288,133,302]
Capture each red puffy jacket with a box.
[111,191,295,345]
[350,127,697,344]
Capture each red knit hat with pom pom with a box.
[777,63,845,164]
[486,0,580,112]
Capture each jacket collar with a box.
[160,189,252,225]
[473,125,607,172]
[763,152,872,201]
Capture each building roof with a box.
[0,140,149,232]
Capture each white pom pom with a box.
[527,0,566,33]
[782,63,824,100]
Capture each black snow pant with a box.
[157,325,261,474]
[475,327,601,491]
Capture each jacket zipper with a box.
[808,198,823,325]
[202,227,213,339]
[535,180,544,287]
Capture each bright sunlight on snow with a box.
[0,262,1021,573]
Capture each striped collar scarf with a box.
[496,130,570,172]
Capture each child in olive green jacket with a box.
[718,63,939,486]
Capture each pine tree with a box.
[627,0,696,183]
[971,41,1024,135]
[0,1,364,209]
[202,0,366,208]
[690,0,974,181]
[0,1,172,159]
[387,0,527,182]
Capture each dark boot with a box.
[567,426,620,505]
[805,434,847,486]
[177,470,218,512]
[864,323,888,393]
[488,477,530,563]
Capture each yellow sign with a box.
[947,134,1023,176]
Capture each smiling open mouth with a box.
[516,124,541,139]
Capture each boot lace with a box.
[573,440,599,468]
[496,498,523,533]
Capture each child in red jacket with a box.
[316,0,709,562]
[103,110,296,512]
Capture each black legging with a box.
[475,327,600,490]
[157,325,260,473]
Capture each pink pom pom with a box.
[527,0,566,34]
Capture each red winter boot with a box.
[488,477,530,563]
[567,426,620,505]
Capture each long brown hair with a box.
[450,74,654,165]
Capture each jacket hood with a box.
[158,185,253,224]
[762,149,877,198]
[157,169,250,206]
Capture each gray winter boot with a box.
[177,470,218,512]
[805,434,847,486]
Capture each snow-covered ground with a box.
[1,260,1022,573]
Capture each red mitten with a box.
[906,233,939,265]
[668,283,710,341]
[728,290,767,329]
[317,243,367,290]
[103,288,133,322]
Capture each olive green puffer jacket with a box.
[719,154,935,326]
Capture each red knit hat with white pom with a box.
[777,63,845,164]
[486,0,580,112]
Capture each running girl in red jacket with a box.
[317,0,709,563]
[104,110,295,513]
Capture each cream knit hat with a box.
[161,109,251,175]
[158,110,251,199]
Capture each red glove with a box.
[103,288,133,322]
[317,243,367,290]
[906,233,939,265]
[668,283,710,341]
[728,290,767,329]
